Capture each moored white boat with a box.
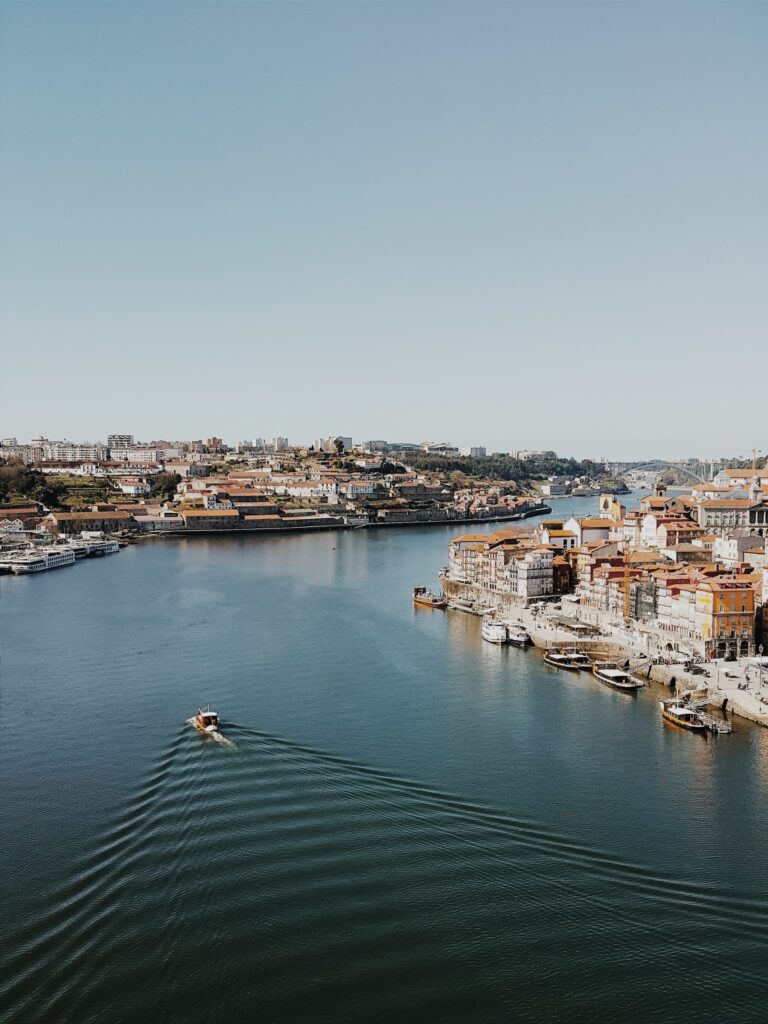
[593,665,642,691]
[481,619,508,644]
[506,625,531,647]
[10,548,76,574]
[544,650,591,670]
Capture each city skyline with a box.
[2,3,767,457]
[1,427,759,467]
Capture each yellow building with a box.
[695,580,756,658]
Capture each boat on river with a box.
[544,649,591,670]
[507,625,531,647]
[192,706,221,735]
[413,586,447,609]
[9,548,76,574]
[481,619,508,644]
[592,665,643,691]
[659,700,709,731]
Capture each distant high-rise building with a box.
[315,436,351,453]
[107,434,134,449]
[43,440,106,462]
[460,446,486,458]
[272,437,289,452]
[236,438,266,454]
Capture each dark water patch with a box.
[4,724,768,1023]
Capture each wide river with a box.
[2,494,768,1023]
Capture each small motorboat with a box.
[193,705,221,734]
[659,700,709,731]
[507,626,531,647]
[544,650,591,671]
[592,665,643,691]
[481,618,508,644]
[413,586,447,609]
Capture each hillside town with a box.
[442,473,768,670]
[0,433,608,549]
[3,433,767,670]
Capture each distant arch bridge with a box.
[621,461,708,484]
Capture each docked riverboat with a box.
[10,548,76,574]
[544,650,591,671]
[413,586,447,610]
[659,700,709,732]
[592,665,643,691]
[507,625,531,647]
[481,619,508,644]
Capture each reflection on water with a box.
[3,498,768,1022]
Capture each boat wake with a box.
[185,717,236,747]
[3,723,768,1023]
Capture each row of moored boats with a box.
[542,649,641,691]
[413,587,726,732]
[0,538,120,574]
[480,617,533,648]
[482,616,724,731]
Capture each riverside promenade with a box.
[441,576,768,728]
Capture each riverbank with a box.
[440,576,766,727]
[133,504,554,540]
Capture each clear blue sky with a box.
[1,2,766,460]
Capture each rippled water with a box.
[3,507,768,1022]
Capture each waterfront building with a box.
[541,482,569,497]
[445,530,556,601]
[181,509,241,530]
[44,510,136,535]
[695,580,755,658]
[394,482,453,503]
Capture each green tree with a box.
[150,472,181,501]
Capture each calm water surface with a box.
[2,497,768,1022]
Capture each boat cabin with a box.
[196,707,220,731]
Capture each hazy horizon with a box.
[2,3,766,460]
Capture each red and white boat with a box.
[192,706,221,735]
